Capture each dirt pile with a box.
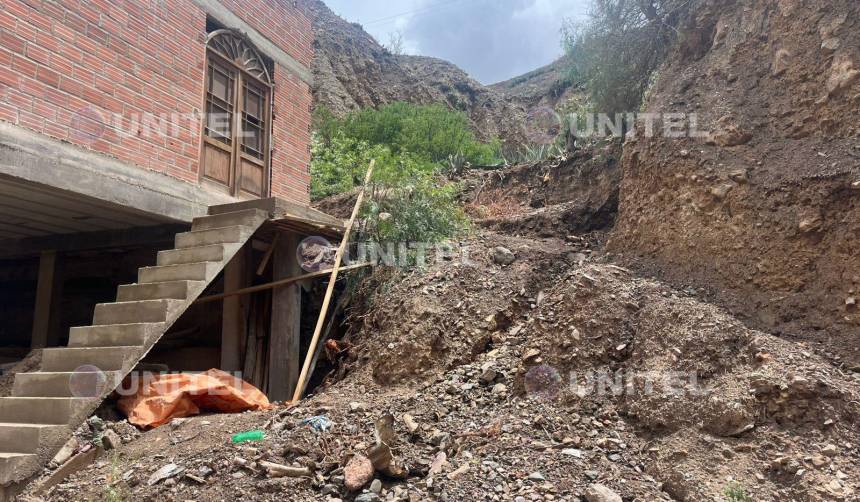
[608,0,860,366]
[461,141,621,239]
[300,0,582,151]
[43,230,860,501]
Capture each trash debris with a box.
[118,369,271,428]
[366,414,407,479]
[300,415,333,433]
[231,430,265,444]
[147,463,185,486]
[259,460,312,478]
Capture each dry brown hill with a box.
[300,0,582,153]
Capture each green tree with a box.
[562,0,677,116]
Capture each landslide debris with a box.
[37,234,860,502]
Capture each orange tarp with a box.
[118,369,271,428]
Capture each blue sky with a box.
[323,0,589,84]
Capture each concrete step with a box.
[41,346,141,372]
[157,244,225,266]
[68,323,162,347]
[92,299,181,325]
[12,371,124,398]
[117,280,202,301]
[175,225,246,249]
[138,262,218,284]
[191,208,267,231]
[0,452,36,484]
[0,398,91,425]
[0,423,66,453]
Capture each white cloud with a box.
[323,0,589,83]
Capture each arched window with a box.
[200,29,273,198]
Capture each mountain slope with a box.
[302,0,576,152]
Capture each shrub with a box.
[724,482,753,502]
[316,102,499,167]
[310,123,470,245]
[310,133,390,200]
[561,0,679,116]
[310,103,498,244]
[363,158,469,244]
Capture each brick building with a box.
[1,0,313,205]
[0,0,317,342]
[0,0,341,461]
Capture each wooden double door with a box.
[200,37,272,199]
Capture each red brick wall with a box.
[0,0,312,204]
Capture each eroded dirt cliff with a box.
[609,0,860,367]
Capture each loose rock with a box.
[345,454,374,491]
[585,483,623,502]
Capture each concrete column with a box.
[220,245,247,372]
[31,250,62,348]
[268,232,302,401]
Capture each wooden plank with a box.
[292,160,375,403]
[35,447,102,494]
[256,232,279,275]
[268,231,302,401]
[31,250,59,348]
[194,262,372,304]
[220,245,247,372]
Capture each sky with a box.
[323,0,589,84]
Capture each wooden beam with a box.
[256,232,279,276]
[268,231,302,401]
[31,250,60,348]
[194,262,372,304]
[220,245,247,372]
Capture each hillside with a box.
[490,54,580,110]
[301,0,583,152]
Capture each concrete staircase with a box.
[0,208,268,487]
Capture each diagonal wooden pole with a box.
[291,159,375,402]
[193,263,372,304]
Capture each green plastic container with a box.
[231,430,265,444]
